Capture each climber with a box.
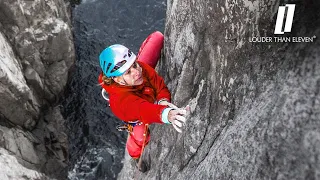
[98,43,188,172]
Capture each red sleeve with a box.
[109,93,167,124]
[140,62,171,102]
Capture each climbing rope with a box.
[137,124,149,170]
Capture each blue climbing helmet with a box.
[99,44,136,77]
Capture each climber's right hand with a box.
[168,109,187,133]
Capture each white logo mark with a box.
[274,4,296,34]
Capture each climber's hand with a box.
[158,100,179,109]
[168,109,187,133]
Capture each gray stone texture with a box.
[0,0,74,179]
[119,0,320,179]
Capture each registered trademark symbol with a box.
[313,35,317,39]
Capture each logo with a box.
[248,4,316,43]
[274,4,296,34]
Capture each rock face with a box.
[119,0,320,179]
[0,147,49,180]
[0,0,74,179]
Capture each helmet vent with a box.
[103,61,106,70]
[111,60,127,73]
[106,63,112,72]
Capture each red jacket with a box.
[98,61,171,124]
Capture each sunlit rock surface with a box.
[0,147,52,180]
[119,0,320,179]
[0,0,74,179]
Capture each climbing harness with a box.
[116,121,142,133]
[117,122,150,173]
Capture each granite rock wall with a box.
[119,0,320,179]
[0,0,74,179]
